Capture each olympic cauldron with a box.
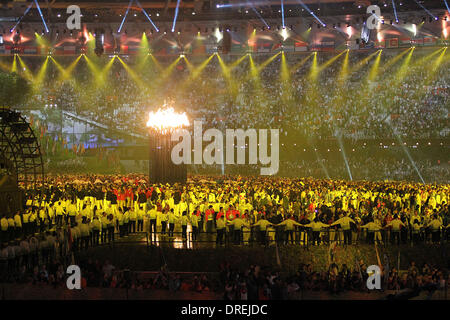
[146,106,189,184]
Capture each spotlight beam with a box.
[217,54,236,95]
[229,54,248,69]
[279,52,295,105]
[314,147,330,179]
[34,0,49,33]
[117,56,146,87]
[244,52,281,86]
[11,54,17,73]
[412,48,449,107]
[98,56,116,84]
[118,0,133,33]
[389,124,425,184]
[255,52,281,73]
[420,48,448,86]
[394,47,414,82]
[391,0,399,23]
[348,50,379,74]
[309,51,345,81]
[136,0,160,32]
[295,0,326,27]
[367,50,382,81]
[251,6,270,29]
[149,54,163,71]
[57,55,81,81]
[331,51,351,114]
[445,0,450,15]
[280,51,290,82]
[377,48,410,74]
[317,50,346,73]
[17,55,34,81]
[289,53,313,75]
[189,54,214,80]
[248,54,273,103]
[11,2,33,33]
[49,57,69,79]
[156,56,182,84]
[337,50,349,82]
[138,32,150,63]
[35,32,51,48]
[217,54,247,97]
[182,56,194,72]
[33,56,49,89]
[172,0,182,32]
[412,0,438,20]
[409,47,445,70]
[281,0,285,29]
[337,136,352,181]
[82,54,101,82]
[308,51,318,81]
[177,54,214,93]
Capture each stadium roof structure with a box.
[0,0,448,23]
[0,0,448,56]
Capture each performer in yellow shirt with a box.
[304,218,331,246]
[252,217,274,245]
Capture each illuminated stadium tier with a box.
[0,108,44,211]
[147,107,188,184]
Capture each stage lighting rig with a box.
[13,31,21,45]
[94,28,104,56]
[113,32,121,55]
[78,35,86,45]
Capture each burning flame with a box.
[146,107,189,132]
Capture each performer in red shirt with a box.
[205,205,215,232]
[226,206,239,221]
[216,207,225,220]
[205,206,215,220]
[125,187,133,207]
[146,188,153,199]
[115,187,126,210]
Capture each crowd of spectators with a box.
[191,157,449,183]
[2,232,448,299]
[220,261,449,299]
[19,49,449,141]
[11,49,448,183]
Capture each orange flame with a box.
[146,107,189,133]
